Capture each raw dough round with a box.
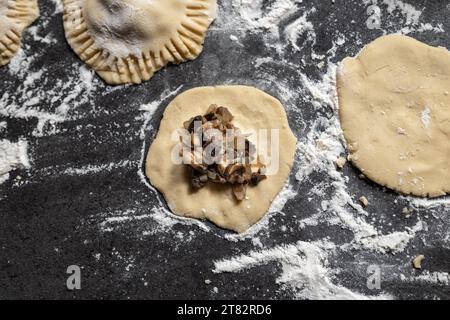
[337,35,450,197]
[146,86,297,233]
[63,0,217,85]
[0,0,39,66]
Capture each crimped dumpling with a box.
[0,0,39,66]
[63,0,217,85]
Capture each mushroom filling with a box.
[180,105,267,201]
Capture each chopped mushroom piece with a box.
[251,171,267,186]
[232,184,247,201]
[181,105,267,201]
[359,196,369,207]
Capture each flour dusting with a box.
[214,241,393,300]
[0,140,30,185]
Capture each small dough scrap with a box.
[359,196,369,207]
[0,0,39,66]
[146,86,297,233]
[337,35,450,198]
[412,255,425,269]
[63,0,217,85]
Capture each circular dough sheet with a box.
[0,0,39,66]
[63,0,217,85]
[145,86,297,233]
[337,34,450,198]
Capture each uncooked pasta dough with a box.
[63,0,217,85]
[0,0,39,66]
[146,86,297,233]
[337,35,450,198]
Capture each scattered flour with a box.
[413,271,450,286]
[356,222,424,254]
[60,159,136,176]
[284,8,316,52]
[49,0,63,14]
[235,0,303,34]
[0,140,30,185]
[213,240,393,300]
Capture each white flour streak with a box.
[413,271,450,286]
[284,8,316,51]
[404,196,450,209]
[232,0,308,53]
[61,159,136,176]
[99,205,210,234]
[101,209,154,231]
[49,0,63,14]
[213,241,393,300]
[0,140,30,185]
[7,49,31,78]
[235,0,302,34]
[356,222,424,254]
[269,183,298,213]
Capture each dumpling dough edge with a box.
[337,34,450,198]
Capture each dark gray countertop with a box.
[0,0,449,299]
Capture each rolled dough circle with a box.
[145,86,297,233]
[337,35,450,197]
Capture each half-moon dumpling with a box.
[0,0,39,66]
[63,0,217,85]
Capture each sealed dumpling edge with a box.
[0,0,39,66]
[63,0,217,85]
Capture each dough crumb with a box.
[412,255,425,269]
[359,196,369,207]
[402,207,412,218]
[335,157,347,169]
[205,279,212,285]
[396,127,407,135]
